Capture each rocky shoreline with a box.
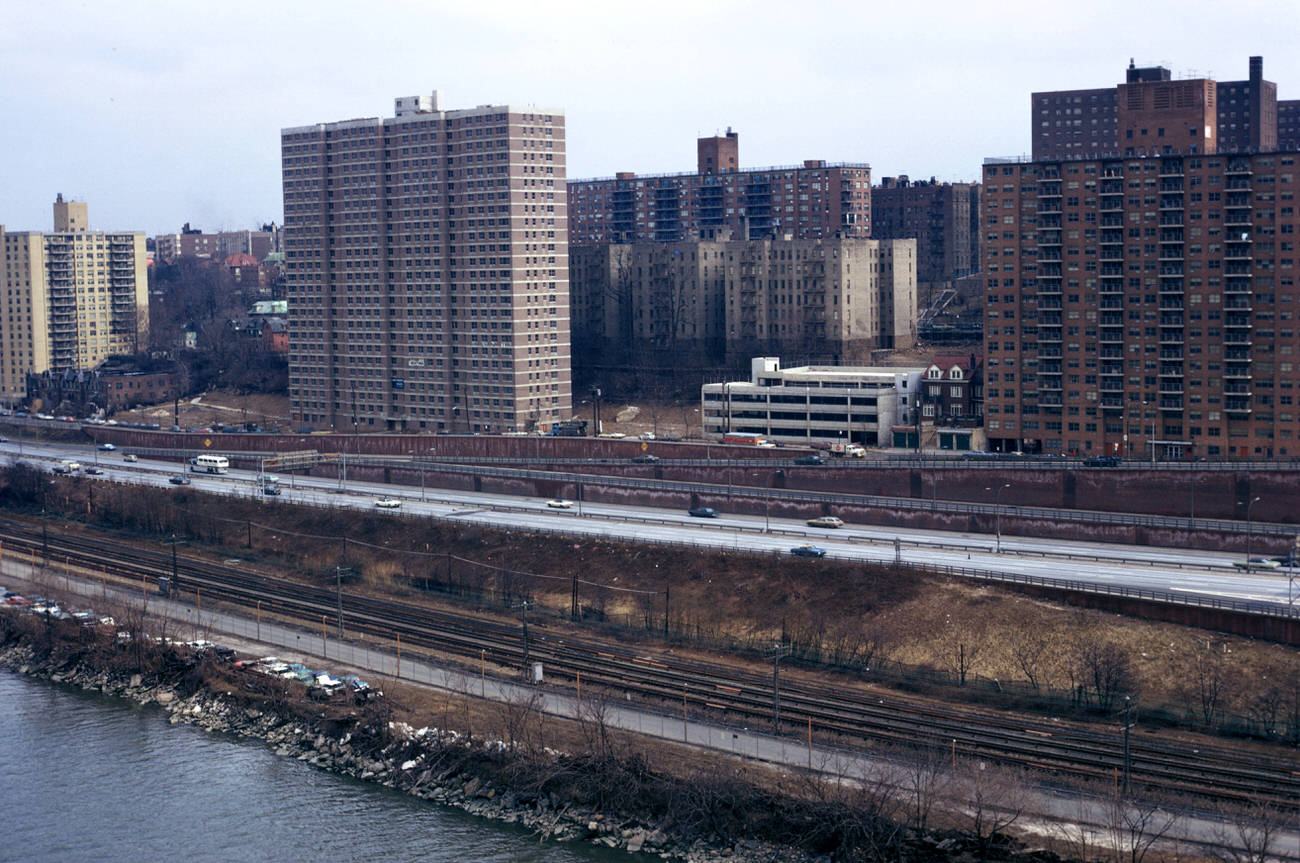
[0,643,817,863]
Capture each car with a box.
[546,499,574,509]
[1272,555,1299,567]
[790,545,827,558]
[596,432,625,439]
[1083,455,1122,467]
[1233,557,1280,570]
[806,515,844,529]
[688,506,719,518]
[374,497,402,509]
[168,475,191,485]
[98,443,116,451]
[262,485,282,496]
[638,432,656,440]
[83,466,104,475]
[35,413,53,420]
[632,453,660,463]
[794,455,825,466]
[659,432,683,442]
[122,454,138,463]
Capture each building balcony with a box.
[1159,197,1184,210]
[1099,299,1123,310]
[1158,332,1184,345]
[1099,379,1124,393]
[1100,396,1125,409]
[1158,161,1184,177]
[1159,366,1184,378]
[1159,349,1184,360]
[1224,397,1252,413]
[1159,398,1183,411]
[1099,329,1125,343]
[1100,347,1124,359]
[1224,383,1252,395]
[1099,314,1124,326]
[1223,364,1252,378]
[1099,279,1124,294]
[1224,334,1252,347]
[1038,347,1062,358]
[1225,160,1253,175]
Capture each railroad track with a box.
[6,519,1298,808]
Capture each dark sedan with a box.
[688,507,719,518]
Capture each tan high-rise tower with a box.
[0,196,149,405]
[281,93,571,432]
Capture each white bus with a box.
[189,454,229,474]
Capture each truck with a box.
[829,443,867,458]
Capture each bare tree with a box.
[961,761,1029,859]
[577,687,617,759]
[1103,790,1181,863]
[1208,798,1296,863]
[1010,628,1053,691]
[901,743,952,832]
[941,619,987,686]
[499,689,546,754]
[1072,631,1138,710]
[1175,638,1230,727]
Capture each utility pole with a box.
[335,566,350,637]
[1121,695,1133,795]
[767,643,790,733]
[515,600,533,680]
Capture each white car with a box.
[1233,557,1280,570]
[546,499,574,509]
[374,497,402,509]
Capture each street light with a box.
[1242,495,1261,572]
[985,483,1011,553]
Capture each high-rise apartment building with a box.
[871,176,982,306]
[1032,56,1300,161]
[0,196,148,405]
[568,131,871,244]
[281,93,571,432]
[983,150,1300,459]
[571,237,915,369]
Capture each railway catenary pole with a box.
[767,643,790,733]
[1122,695,1133,795]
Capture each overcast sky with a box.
[3,0,1298,236]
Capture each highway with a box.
[6,439,1298,612]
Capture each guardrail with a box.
[347,455,1300,541]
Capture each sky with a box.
[3,0,1299,236]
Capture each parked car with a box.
[1083,455,1121,467]
[122,454,138,463]
[632,453,660,464]
[168,475,191,485]
[688,506,719,518]
[1233,557,1280,570]
[794,455,825,466]
[790,545,827,558]
[374,497,401,509]
[98,443,116,451]
[806,515,844,529]
[546,499,574,509]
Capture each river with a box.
[0,670,635,862]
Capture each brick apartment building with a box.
[154,224,282,263]
[568,130,871,244]
[571,236,916,369]
[985,58,1300,458]
[871,176,982,307]
[281,92,571,432]
[1033,56,1300,161]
